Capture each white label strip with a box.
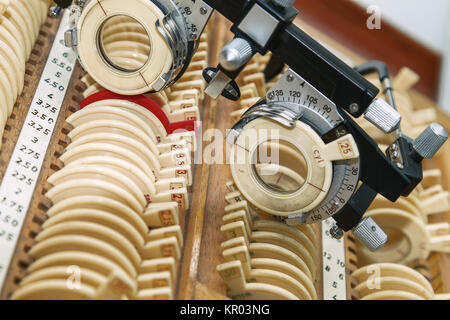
[0,11,76,290]
[322,218,347,300]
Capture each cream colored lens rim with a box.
[66,155,157,199]
[36,221,142,269]
[19,266,105,289]
[231,119,332,216]
[223,194,318,245]
[77,0,172,94]
[46,195,148,236]
[361,290,425,300]
[60,142,156,182]
[43,208,145,248]
[12,280,96,300]
[353,262,434,293]
[222,243,317,300]
[230,118,359,216]
[358,208,430,264]
[48,164,147,208]
[220,208,318,274]
[217,261,298,300]
[29,234,137,278]
[46,178,145,214]
[355,276,434,300]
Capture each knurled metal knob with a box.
[364,98,401,133]
[272,0,296,8]
[413,123,448,159]
[352,217,388,252]
[219,38,253,71]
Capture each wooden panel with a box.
[177,13,233,299]
[294,0,442,99]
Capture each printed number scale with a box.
[0,11,76,289]
[322,219,347,300]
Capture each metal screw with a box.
[200,7,208,15]
[49,5,62,17]
[390,144,399,156]
[287,74,294,82]
[330,225,344,240]
[371,226,377,232]
[349,103,360,114]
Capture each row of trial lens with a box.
[12,94,194,300]
[11,13,211,300]
[0,0,51,148]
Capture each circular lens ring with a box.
[230,118,334,216]
[98,15,151,72]
[77,0,172,94]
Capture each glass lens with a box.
[98,15,151,72]
[253,140,308,194]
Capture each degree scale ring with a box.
[230,70,361,224]
[230,118,359,218]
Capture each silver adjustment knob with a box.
[272,0,296,8]
[413,123,448,159]
[352,217,388,252]
[219,38,253,71]
[364,98,401,133]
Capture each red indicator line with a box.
[139,72,150,88]
[97,0,107,16]
[308,182,325,193]
[235,144,250,153]
[276,173,283,184]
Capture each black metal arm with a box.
[205,0,380,116]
